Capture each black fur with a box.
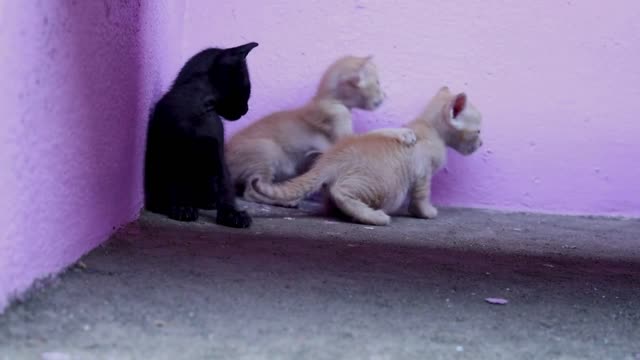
[144,42,258,228]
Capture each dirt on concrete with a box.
[1,201,639,360]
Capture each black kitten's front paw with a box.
[216,209,252,228]
[167,205,199,222]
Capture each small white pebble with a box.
[283,217,294,220]
[82,324,91,331]
[363,226,375,230]
[455,346,464,352]
[485,297,508,305]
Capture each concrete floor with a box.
[1,201,639,360]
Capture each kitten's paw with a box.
[360,210,391,226]
[411,203,438,219]
[398,129,417,146]
[216,209,252,228]
[279,200,300,208]
[167,205,199,222]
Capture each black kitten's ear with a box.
[223,42,259,61]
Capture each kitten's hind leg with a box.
[165,161,199,222]
[144,131,175,216]
[208,137,252,228]
[144,163,169,214]
[160,139,199,222]
[329,184,391,226]
[297,150,323,174]
[165,173,199,222]
[167,204,199,222]
[197,181,217,210]
[299,151,324,203]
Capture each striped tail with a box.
[251,163,330,203]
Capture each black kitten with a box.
[144,42,258,228]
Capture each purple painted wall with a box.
[0,1,184,311]
[182,0,640,217]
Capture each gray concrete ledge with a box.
[2,202,639,359]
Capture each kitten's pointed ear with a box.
[451,93,467,119]
[220,42,259,63]
[447,93,467,129]
[229,42,259,58]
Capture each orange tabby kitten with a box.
[250,87,483,225]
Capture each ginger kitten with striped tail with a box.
[250,86,483,225]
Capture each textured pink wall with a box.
[182,0,640,217]
[0,0,184,311]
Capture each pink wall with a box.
[182,0,640,217]
[0,1,184,311]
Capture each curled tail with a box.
[250,162,332,205]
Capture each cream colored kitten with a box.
[226,56,386,203]
[250,87,483,225]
